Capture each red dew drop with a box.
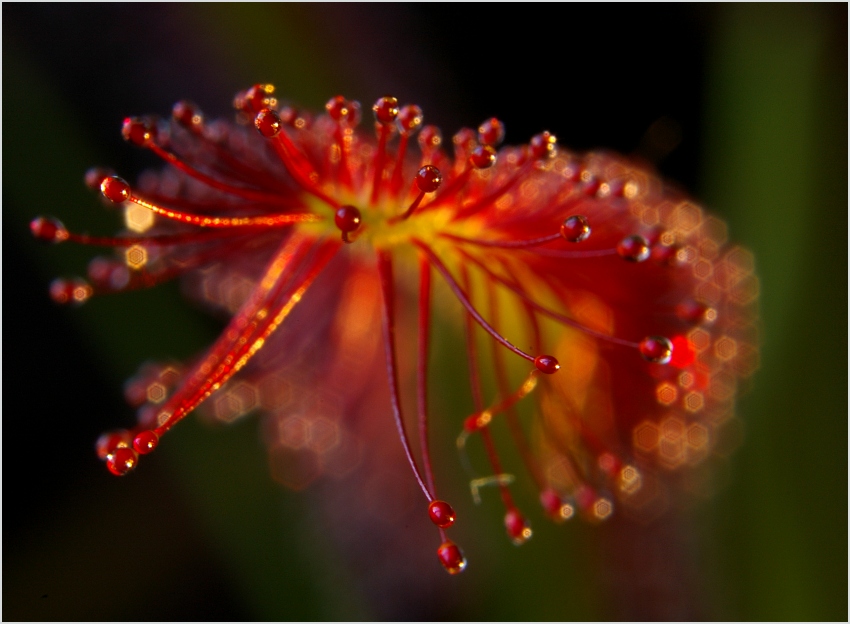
[232,89,248,112]
[121,117,156,147]
[428,500,456,528]
[281,106,315,129]
[598,452,623,478]
[49,279,74,304]
[436,541,467,574]
[452,128,477,153]
[418,125,442,151]
[574,484,597,511]
[279,106,297,126]
[478,117,505,147]
[651,243,678,266]
[540,489,567,521]
[30,217,67,243]
[88,257,130,291]
[137,405,159,430]
[534,354,560,374]
[254,108,282,138]
[96,430,131,461]
[676,300,709,324]
[470,144,497,169]
[106,447,139,476]
[617,235,650,262]
[325,96,361,128]
[334,205,361,243]
[172,100,203,127]
[242,84,276,114]
[84,166,114,191]
[123,377,150,409]
[415,165,442,193]
[529,131,557,159]
[334,205,361,233]
[49,278,92,305]
[101,176,131,203]
[504,508,532,545]
[396,104,424,135]
[325,95,348,120]
[560,215,591,243]
[133,430,160,454]
[372,96,399,124]
[639,336,673,364]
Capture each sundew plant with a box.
[33,81,758,571]
[6,5,846,622]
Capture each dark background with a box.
[4,4,847,620]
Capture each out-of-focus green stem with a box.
[702,4,847,620]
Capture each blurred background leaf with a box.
[3,4,846,620]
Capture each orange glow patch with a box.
[656,382,677,406]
